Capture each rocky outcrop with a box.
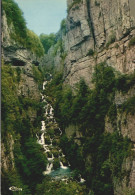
[1,9,41,180]
[113,155,135,195]
[2,11,40,67]
[2,10,41,119]
[65,124,82,145]
[62,0,135,88]
[1,134,15,171]
[51,0,135,193]
[46,0,135,88]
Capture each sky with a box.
[14,0,67,36]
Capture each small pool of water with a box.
[49,167,72,180]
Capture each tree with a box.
[39,33,56,53]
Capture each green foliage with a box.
[128,36,135,47]
[53,39,63,56]
[115,43,119,49]
[53,158,60,169]
[60,19,67,35]
[1,64,21,137]
[107,104,117,126]
[83,132,131,195]
[2,63,47,193]
[35,177,87,195]
[95,1,100,6]
[26,30,44,57]
[39,33,56,54]
[92,62,116,93]
[86,49,94,56]
[46,63,116,130]
[14,138,47,191]
[67,0,82,13]
[2,0,27,41]
[106,34,116,48]
[121,96,135,115]
[32,65,44,89]
[1,169,31,195]
[2,0,44,57]
[46,62,133,195]
[60,135,84,171]
[116,71,135,93]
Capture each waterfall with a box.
[60,161,68,169]
[43,163,53,175]
[36,79,86,182]
[37,79,71,177]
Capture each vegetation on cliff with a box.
[2,0,135,194]
[45,63,134,195]
[2,0,44,57]
[1,63,48,194]
[39,33,56,54]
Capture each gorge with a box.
[1,0,135,195]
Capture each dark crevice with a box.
[12,59,26,66]
[70,36,90,50]
[86,0,96,48]
[101,7,107,46]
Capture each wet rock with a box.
[53,158,60,170]
[52,149,59,158]
[45,136,51,145]
[61,157,68,166]
[46,152,52,158]
[52,139,60,146]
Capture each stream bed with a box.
[37,80,73,181]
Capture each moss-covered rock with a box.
[52,149,59,158]
[53,158,60,170]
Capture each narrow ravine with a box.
[36,80,72,181]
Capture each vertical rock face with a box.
[1,134,15,171]
[60,0,135,88]
[53,1,135,194]
[1,11,41,173]
[2,10,41,103]
[2,11,41,67]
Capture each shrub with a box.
[2,63,47,193]
[121,96,135,115]
[60,19,67,35]
[45,62,134,195]
[67,0,82,13]
[128,36,135,47]
[116,71,135,93]
[26,30,44,57]
[87,49,94,56]
[95,1,100,6]
[2,0,27,40]
[53,39,63,56]
[106,34,116,48]
[2,0,44,57]
[39,33,56,54]
[53,158,60,169]
[115,43,119,48]
[32,65,44,88]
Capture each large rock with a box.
[2,11,41,67]
[50,0,135,89]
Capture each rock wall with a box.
[1,134,15,172]
[54,0,135,194]
[62,0,135,88]
[2,11,41,67]
[1,11,41,173]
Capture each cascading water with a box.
[37,80,72,180]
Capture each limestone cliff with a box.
[1,9,43,193]
[62,0,134,87]
[45,0,135,194]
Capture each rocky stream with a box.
[37,81,73,181]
